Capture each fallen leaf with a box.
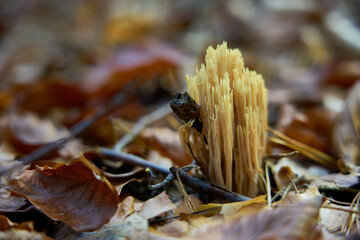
[66,213,148,240]
[219,195,267,218]
[138,191,176,219]
[6,112,69,155]
[276,104,335,154]
[156,219,189,237]
[319,201,350,231]
[333,81,360,174]
[279,186,323,205]
[9,157,120,232]
[190,199,322,240]
[108,196,135,225]
[0,188,27,212]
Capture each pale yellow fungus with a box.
[180,42,267,197]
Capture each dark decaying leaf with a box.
[333,81,360,174]
[9,157,120,232]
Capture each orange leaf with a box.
[9,158,119,232]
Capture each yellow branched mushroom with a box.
[178,42,267,197]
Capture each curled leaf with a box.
[9,158,119,232]
[333,81,360,174]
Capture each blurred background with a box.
[0,0,359,151]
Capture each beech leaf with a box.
[9,158,120,232]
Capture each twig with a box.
[170,167,251,202]
[271,175,301,202]
[265,161,272,207]
[320,206,360,215]
[263,151,299,159]
[317,185,360,199]
[114,102,172,151]
[268,127,338,170]
[150,206,222,224]
[148,165,197,190]
[98,148,170,175]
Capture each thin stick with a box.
[114,103,172,151]
[321,206,360,214]
[170,167,251,202]
[99,148,170,175]
[263,151,299,159]
[265,161,272,207]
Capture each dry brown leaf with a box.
[9,157,119,232]
[108,196,135,225]
[333,81,360,175]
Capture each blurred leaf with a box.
[140,127,192,167]
[190,199,321,240]
[154,219,189,238]
[79,41,188,98]
[0,91,11,114]
[319,202,350,231]
[276,104,335,154]
[6,112,69,155]
[9,157,120,232]
[66,213,148,240]
[333,81,360,174]
[19,80,86,115]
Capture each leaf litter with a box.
[0,1,360,239]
